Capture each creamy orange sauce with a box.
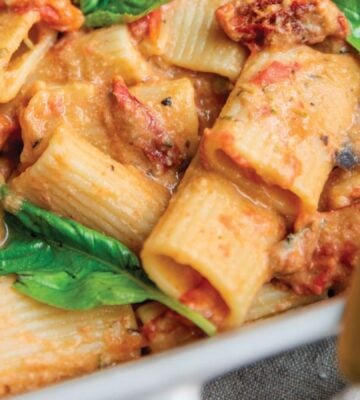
[0,2,359,394]
[180,278,230,328]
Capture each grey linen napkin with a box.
[202,337,349,400]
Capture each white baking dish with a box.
[14,297,344,400]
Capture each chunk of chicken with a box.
[272,204,360,295]
[111,78,183,174]
[19,78,199,188]
[216,0,348,49]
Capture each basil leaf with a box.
[0,189,216,336]
[80,0,170,28]
[333,0,360,51]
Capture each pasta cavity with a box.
[141,165,286,328]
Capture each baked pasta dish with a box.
[0,0,358,396]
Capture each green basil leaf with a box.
[333,0,360,51]
[0,188,216,336]
[80,0,170,28]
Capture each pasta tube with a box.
[0,276,141,397]
[142,166,286,328]
[35,25,152,86]
[79,25,152,85]
[245,283,325,322]
[136,284,324,353]
[19,82,114,167]
[141,0,247,81]
[202,45,360,211]
[0,11,56,103]
[11,129,170,251]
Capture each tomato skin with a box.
[216,0,349,50]
[251,61,300,86]
[129,9,162,43]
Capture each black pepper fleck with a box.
[320,135,328,146]
[161,97,172,106]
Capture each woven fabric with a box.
[202,337,347,400]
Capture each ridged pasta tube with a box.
[35,24,152,86]
[0,11,56,103]
[11,129,170,251]
[202,46,360,212]
[245,283,325,322]
[142,167,286,328]
[0,276,141,397]
[141,0,247,81]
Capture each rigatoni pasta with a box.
[136,283,325,353]
[0,0,358,396]
[73,25,153,85]
[0,276,141,397]
[202,45,360,211]
[140,0,247,81]
[245,283,325,323]
[19,82,116,167]
[11,129,170,251]
[142,165,286,328]
[0,11,56,103]
[31,25,152,86]
[19,78,199,172]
